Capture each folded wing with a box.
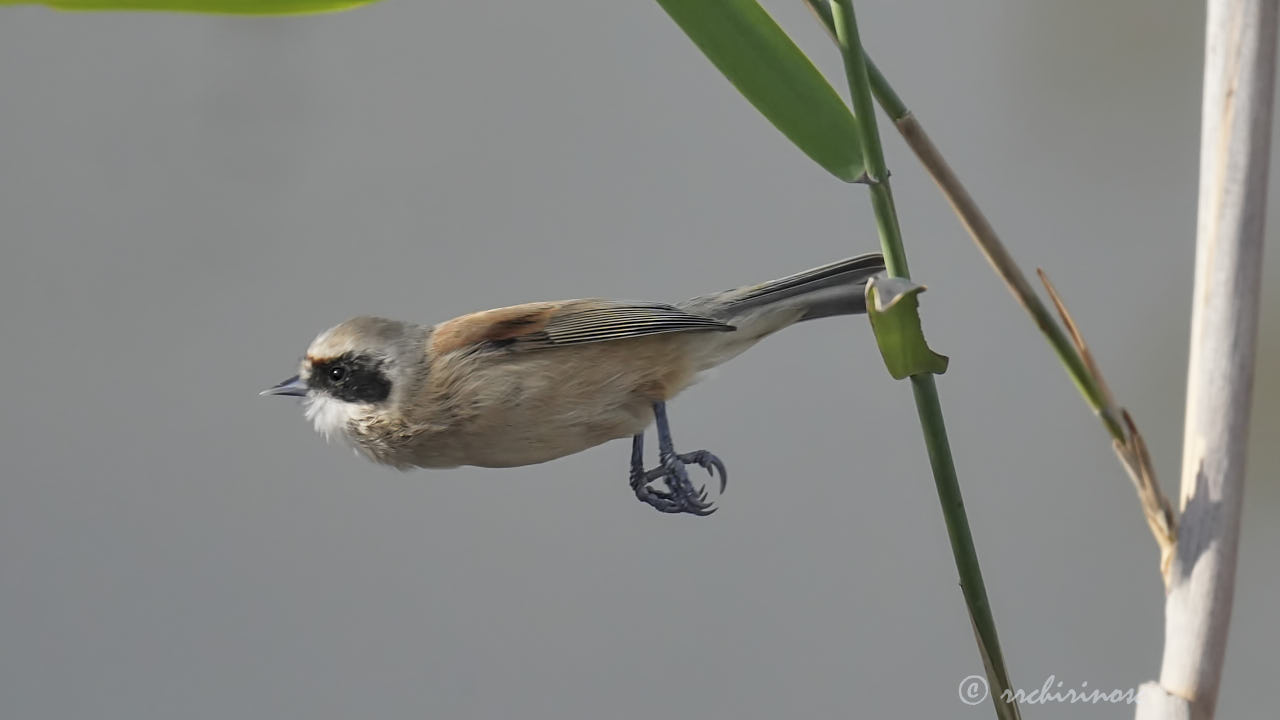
[429,300,734,355]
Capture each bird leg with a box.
[628,402,727,516]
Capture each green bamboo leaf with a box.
[865,276,949,379]
[0,0,376,13]
[655,0,863,182]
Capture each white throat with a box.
[303,394,362,443]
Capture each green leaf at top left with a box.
[655,0,863,182]
[0,0,377,13]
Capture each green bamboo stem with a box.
[815,5,1179,580]
[864,57,908,120]
[828,2,1020,718]
[805,0,1123,442]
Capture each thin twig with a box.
[889,113,1124,436]
[1038,270,1177,583]
[803,0,1177,581]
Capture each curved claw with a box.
[636,484,714,515]
[677,450,728,494]
[628,428,727,515]
[633,484,688,513]
[630,457,720,516]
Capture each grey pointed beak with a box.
[260,375,309,397]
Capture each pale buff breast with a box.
[394,334,704,469]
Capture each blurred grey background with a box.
[1,1,1276,718]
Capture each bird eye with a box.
[328,365,347,382]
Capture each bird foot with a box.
[629,450,728,516]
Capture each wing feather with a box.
[429,300,734,356]
[537,302,733,346]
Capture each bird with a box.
[262,253,885,515]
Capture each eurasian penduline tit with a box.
[263,253,885,515]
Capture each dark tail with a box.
[705,253,885,322]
